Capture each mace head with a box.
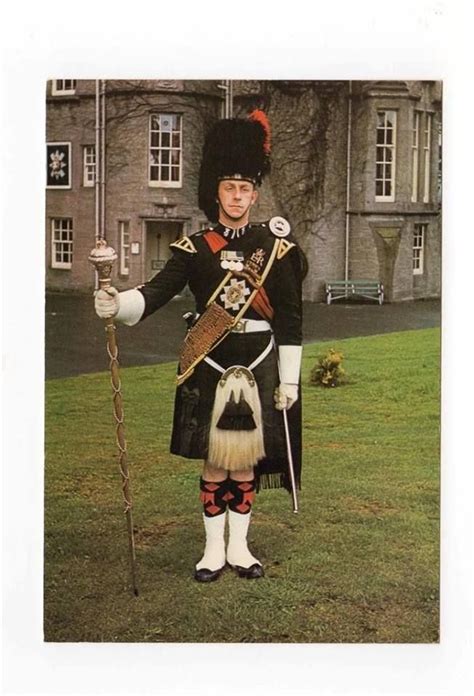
[88,239,118,284]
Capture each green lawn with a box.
[44,328,440,643]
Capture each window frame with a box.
[119,221,131,276]
[51,218,73,270]
[375,109,397,203]
[413,223,427,276]
[411,111,421,203]
[423,113,433,203]
[148,113,183,188]
[51,80,77,96]
[82,145,96,187]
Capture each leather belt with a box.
[231,319,272,334]
[191,313,271,334]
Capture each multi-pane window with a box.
[83,146,96,187]
[119,221,130,275]
[423,114,433,203]
[52,80,77,95]
[51,218,73,269]
[375,110,397,202]
[413,223,427,275]
[411,112,421,202]
[149,113,182,187]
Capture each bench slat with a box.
[325,280,384,305]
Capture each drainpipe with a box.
[228,79,233,118]
[344,81,353,288]
[218,81,227,118]
[218,79,233,118]
[95,80,100,243]
[100,80,106,241]
[94,80,101,290]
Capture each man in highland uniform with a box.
[95,110,305,582]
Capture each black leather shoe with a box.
[194,566,225,583]
[231,563,265,579]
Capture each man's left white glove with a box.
[274,383,299,410]
[274,345,303,411]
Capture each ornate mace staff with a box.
[89,239,139,596]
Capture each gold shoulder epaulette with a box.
[170,236,197,254]
[277,238,296,260]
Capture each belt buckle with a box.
[234,320,245,333]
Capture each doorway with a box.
[144,220,182,280]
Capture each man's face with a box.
[217,179,258,226]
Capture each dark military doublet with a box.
[136,221,303,492]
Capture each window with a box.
[83,146,96,186]
[423,114,433,203]
[51,218,73,269]
[149,113,182,187]
[411,112,421,202]
[413,223,427,275]
[52,80,77,95]
[375,110,397,202]
[119,221,130,275]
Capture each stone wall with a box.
[347,81,441,301]
[45,79,442,301]
[46,81,219,292]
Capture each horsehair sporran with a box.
[208,366,265,470]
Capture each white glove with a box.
[94,288,145,325]
[278,345,302,383]
[94,287,120,319]
[274,383,299,410]
[274,344,302,410]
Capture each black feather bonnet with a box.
[198,110,271,222]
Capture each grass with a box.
[44,328,440,643]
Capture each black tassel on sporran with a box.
[216,389,256,431]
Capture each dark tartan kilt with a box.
[170,331,302,493]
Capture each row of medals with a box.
[218,216,290,272]
[220,250,245,272]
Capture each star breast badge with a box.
[220,278,251,311]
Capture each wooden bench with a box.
[326,280,384,305]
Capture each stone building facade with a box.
[45,79,442,302]
[348,81,442,302]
